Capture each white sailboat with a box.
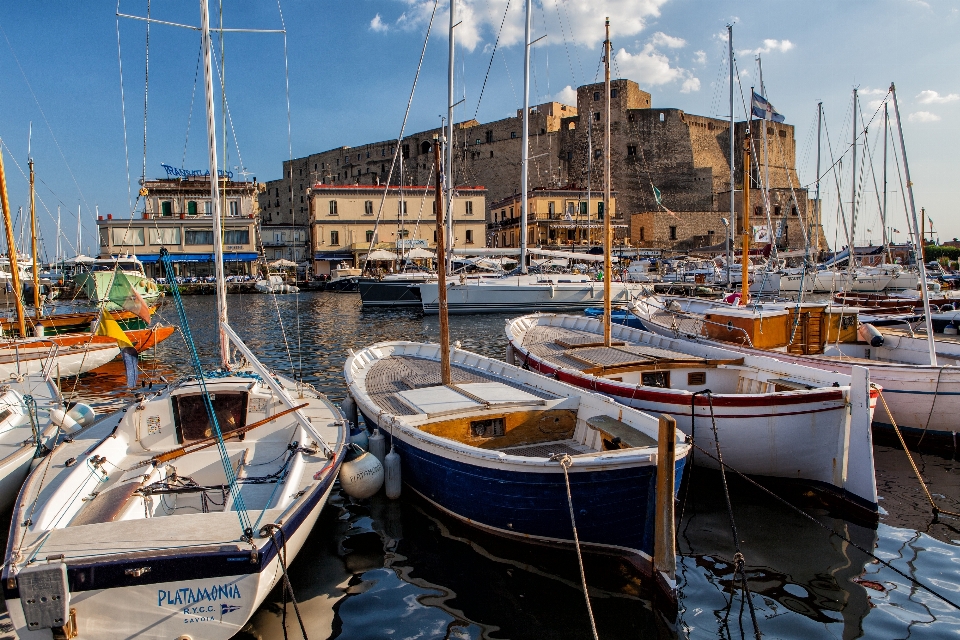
[2,4,346,638]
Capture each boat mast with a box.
[882,102,891,263]
[849,88,858,255]
[56,206,61,270]
[727,24,734,286]
[602,18,612,347]
[519,0,532,274]
[741,131,751,305]
[76,203,81,259]
[199,0,230,367]
[0,146,26,337]
[433,136,451,384]
[890,83,936,366]
[586,104,592,249]
[28,126,40,320]
[814,102,822,257]
[444,0,455,273]
[758,56,771,252]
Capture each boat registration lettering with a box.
[158,582,242,608]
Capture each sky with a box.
[0,0,957,259]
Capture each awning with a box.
[134,252,258,263]
[314,252,354,261]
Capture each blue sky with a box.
[0,0,957,258]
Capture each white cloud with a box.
[859,87,888,96]
[867,99,886,112]
[908,111,941,123]
[386,0,670,52]
[615,44,699,91]
[693,50,706,65]
[917,90,960,104]
[908,0,931,8]
[739,39,794,56]
[650,32,686,49]
[554,85,578,105]
[369,14,388,32]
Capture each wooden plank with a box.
[418,408,578,449]
[586,414,658,449]
[582,358,744,376]
[556,339,625,349]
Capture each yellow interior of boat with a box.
[418,408,578,449]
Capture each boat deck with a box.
[364,355,559,416]
[521,323,709,372]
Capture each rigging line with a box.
[181,43,203,170]
[0,20,92,220]
[559,0,584,82]
[551,0,576,89]
[361,0,440,276]
[822,111,852,249]
[858,103,888,241]
[474,0,512,120]
[142,0,151,183]
[116,7,133,214]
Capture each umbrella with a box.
[404,247,436,259]
[268,259,298,268]
[366,249,399,261]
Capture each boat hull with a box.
[420,280,637,314]
[74,271,163,310]
[358,278,426,307]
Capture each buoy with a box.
[349,422,369,451]
[505,342,516,365]
[33,325,44,338]
[66,403,97,427]
[384,445,401,499]
[339,444,384,499]
[49,408,80,434]
[341,394,358,427]
[857,323,884,347]
[945,323,958,336]
[368,428,386,466]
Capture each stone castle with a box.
[259,78,825,258]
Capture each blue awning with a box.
[314,252,354,261]
[130,252,259,263]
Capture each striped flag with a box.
[751,91,785,123]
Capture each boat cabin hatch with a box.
[172,391,248,442]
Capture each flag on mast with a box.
[107,268,152,323]
[751,92,785,123]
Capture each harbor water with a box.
[7,291,960,639]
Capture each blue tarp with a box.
[129,252,259,263]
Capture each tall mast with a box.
[741,132,751,305]
[758,56,770,251]
[199,0,229,366]
[727,24,734,286]
[28,125,40,319]
[849,89,858,253]
[882,102,890,263]
[602,18,612,347]
[56,206,61,269]
[433,136,451,384]
[586,104,592,248]
[519,0,532,274]
[814,102,822,256]
[444,0,455,273]
[76,203,81,258]
[0,146,26,337]
[890,83,935,365]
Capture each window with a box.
[186,229,214,245]
[398,229,410,238]
[366,230,374,242]
[364,200,374,215]
[229,201,239,216]
[465,229,474,244]
[161,201,173,216]
[511,131,517,139]
[669,226,677,240]
[510,230,515,245]
[187,201,198,215]
[489,150,494,158]
[754,206,762,217]
[567,151,573,161]
[627,145,637,157]
[111,227,145,246]
[173,392,247,443]
[149,228,181,245]
[329,200,338,215]
[402,144,410,159]
[580,202,588,217]
[399,201,408,215]
[330,230,340,246]
[774,205,782,217]
[485,130,493,143]
[595,149,602,159]
[567,229,576,241]
[465,201,474,215]
[598,202,605,219]
[420,141,432,154]
[433,230,437,242]
[594,112,600,122]
[593,91,600,101]
[204,201,212,215]
[642,371,670,388]
[99,228,108,247]
[639,227,645,241]
[548,201,555,217]
[792,206,798,216]
[779,130,787,138]
[509,206,514,218]
[708,230,715,237]
[659,112,665,123]
[476,139,481,145]
[223,229,249,245]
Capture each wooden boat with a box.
[2,4,347,637]
[506,313,877,516]
[0,309,176,354]
[345,340,688,574]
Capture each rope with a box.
[874,386,960,519]
[702,392,761,639]
[549,453,599,640]
[473,0,512,120]
[159,249,252,538]
[263,525,308,639]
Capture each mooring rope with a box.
[874,386,960,519]
[549,453,599,640]
[263,524,308,640]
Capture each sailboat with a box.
[2,4,346,638]
[507,26,878,516]
[346,17,687,590]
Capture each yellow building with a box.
[487,188,620,249]
[307,184,487,275]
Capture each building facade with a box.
[97,175,261,278]
[488,188,619,249]
[307,184,486,275]
[260,78,825,254]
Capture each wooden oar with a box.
[137,403,309,468]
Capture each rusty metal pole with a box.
[654,414,677,591]
[433,136,451,385]
[0,147,26,337]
